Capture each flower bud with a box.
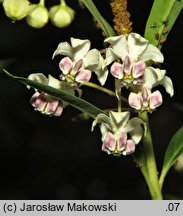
[3,0,31,20]
[49,0,75,28]
[26,4,49,28]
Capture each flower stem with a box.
[81,81,128,103]
[39,0,45,6]
[139,112,163,200]
[115,78,122,112]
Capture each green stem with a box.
[81,81,128,104]
[115,78,122,112]
[139,112,163,200]
[159,169,167,190]
[39,0,45,6]
[61,0,66,5]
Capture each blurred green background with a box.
[0,0,183,199]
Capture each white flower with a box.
[28,73,75,116]
[103,33,164,87]
[92,111,146,156]
[128,87,163,112]
[52,38,107,85]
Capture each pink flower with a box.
[102,132,135,156]
[128,87,163,112]
[30,91,63,116]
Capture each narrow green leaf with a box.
[159,127,183,189]
[82,0,116,37]
[0,58,16,70]
[3,70,106,119]
[144,0,183,48]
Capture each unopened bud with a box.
[49,0,75,28]
[26,3,49,28]
[3,0,31,20]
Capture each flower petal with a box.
[30,92,46,111]
[75,69,91,83]
[48,75,63,89]
[140,44,164,63]
[149,90,163,110]
[102,132,116,153]
[110,62,123,79]
[59,57,73,75]
[71,37,91,61]
[128,92,141,110]
[54,104,64,116]
[45,99,59,115]
[83,49,100,69]
[127,33,148,61]
[109,111,130,132]
[28,73,48,89]
[130,125,144,144]
[71,59,83,75]
[143,67,159,89]
[123,139,135,155]
[118,133,127,151]
[103,48,120,68]
[159,76,174,97]
[132,61,145,78]
[52,42,73,59]
[123,55,132,74]
[104,35,128,60]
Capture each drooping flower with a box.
[52,37,108,85]
[92,111,146,156]
[28,73,75,116]
[128,87,163,112]
[104,33,164,87]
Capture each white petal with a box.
[143,67,159,89]
[104,35,128,60]
[91,114,110,132]
[102,132,116,152]
[103,48,120,68]
[159,76,174,97]
[124,117,146,136]
[127,33,148,61]
[109,111,130,132]
[28,73,48,85]
[52,42,73,59]
[48,75,63,89]
[83,49,100,69]
[123,139,135,155]
[128,92,141,110]
[71,37,91,61]
[130,124,143,144]
[140,44,164,63]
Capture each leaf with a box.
[3,70,106,119]
[159,127,183,189]
[0,58,16,70]
[82,0,116,37]
[144,0,183,49]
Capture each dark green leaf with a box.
[82,0,116,37]
[3,70,106,119]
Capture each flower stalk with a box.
[139,112,163,200]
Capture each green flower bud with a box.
[26,3,49,28]
[49,0,75,28]
[3,0,32,20]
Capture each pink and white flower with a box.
[104,33,164,86]
[53,37,108,85]
[28,73,75,116]
[92,111,146,156]
[128,87,163,112]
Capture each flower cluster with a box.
[27,33,174,156]
[2,0,75,28]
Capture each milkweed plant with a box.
[1,0,183,200]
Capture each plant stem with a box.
[139,112,163,200]
[115,78,122,112]
[81,81,128,103]
[39,0,45,6]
